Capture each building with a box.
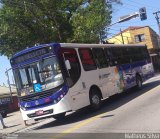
[107,26,160,72]
[0,85,17,95]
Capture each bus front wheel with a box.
[53,112,66,120]
[1,112,7,118]
[89,89,102,111]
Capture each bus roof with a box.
[11,42,146,59]
[60,43,146,48]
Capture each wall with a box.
[8,95,19,112]
[107,27,160,50]
[107,30,133,44]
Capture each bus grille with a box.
[20,91,54,102]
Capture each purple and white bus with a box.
[10,43,154,125]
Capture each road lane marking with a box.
[49,112,105,139]
[62,113,104,133]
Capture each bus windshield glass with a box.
[14,56,64,96]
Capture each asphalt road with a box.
[3,75,160,139]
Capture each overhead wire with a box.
[107,32,155,46]
[127,0,159,11]
[121,2,154,12]
[107,30,158,44]
[108,28,158,38]
[110,0,160,31]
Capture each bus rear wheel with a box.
[89,89,102,111]
[53,112,66,120]
[136,75,142,89]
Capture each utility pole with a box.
[120,29,124,44]
[5,69,12,96]
[153,11,160,35]
[153,11,160,49]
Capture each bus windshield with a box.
[14,56,64,96]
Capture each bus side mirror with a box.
[65,60,71,70]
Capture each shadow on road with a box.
[35,79,160,130]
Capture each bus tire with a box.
[53,112,66,120]
[136,75,142,89]
[1,112,7,118]
[89,88,102,111]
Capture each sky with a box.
[0,0,160,85]
[0,56,12,86]
[110,0,160,37]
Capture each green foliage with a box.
[0,0,118,57]
[71,0,112,43]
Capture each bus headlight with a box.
[54,100,57,104]
[52,91,66,104]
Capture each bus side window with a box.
[144,47,151,62]
[104,48,113,66]
[104,48,120,66]
[131,47,141,62]
[141,47,149,60]
[121,48,131,64]
[112,47,124,65]
[61,48,81,87]
[78,48,97,71]
[92,48,108,68]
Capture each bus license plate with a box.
[36,110,44,116]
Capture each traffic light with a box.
[139,7,147,21]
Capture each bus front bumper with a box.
[21,98,71,121]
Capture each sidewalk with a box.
[0,111,36,134]
[0,111,54,134]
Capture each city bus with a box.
[10,43,154,125]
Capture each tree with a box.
[0,0,120,57]
[71,0,112,43]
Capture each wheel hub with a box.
[92,95,100,105]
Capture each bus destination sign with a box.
[12,47,50,64]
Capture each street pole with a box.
[153,11,160,35]
[5,68,12,96]
[120,28,124,44]
[153,11,160,49]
